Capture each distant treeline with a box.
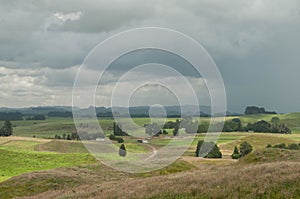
[48,111,73,117]
[0,112,23,121]
[26,114,46,120]
[160,116,291,134]
[245,106,277,115]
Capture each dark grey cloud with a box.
[0,0,299,112]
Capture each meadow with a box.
[0,113,300,198]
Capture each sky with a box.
[0,0,300,113]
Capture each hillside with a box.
[0,113,300,198]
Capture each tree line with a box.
[244,106,277,115]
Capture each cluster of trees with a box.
[0,112,23,121]
[195,140,222,158]
[180,117,198,133]
[144,116,291,136]
[267,143,300,150]
[245,106,276,115]
[109,134,124,143]
[113,122,129,136]
[54,132,80,140]
[26,114,46,120]
[145,123,168,136]
[222,118,243,132]
[0,121,13,136]
[205,117,291,134]
[163,120,178,129]
[245,119,291,134]
[231,141,253,159]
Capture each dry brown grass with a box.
[34,140,89,153]
[18,161,300,199]
[0,136,49,145]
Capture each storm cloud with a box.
[0,0,299,112]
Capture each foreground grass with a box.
[0,159,194,199]
[15,160,300,199]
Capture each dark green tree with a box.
[119,144,127,157]
[195,140,204,157]
[2,121,13,136]
[271,117,280,125]
[195,141,222,158]
[239,141,253,157]
[172,119,180,136]
[231,146,240,159]
[113,122,128,136]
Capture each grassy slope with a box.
[219,133,299,157]
[1,114,300,198]
[0,137,95,182]
[0,160,195,199]
[16,160,300,199]
[0,134,299,198]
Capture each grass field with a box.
[9,112,300,139]
[0,113,300,198]
[0,137,95,182]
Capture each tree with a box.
[197,124,209,133]
[239,141,253,157]
[181,117,198,133]
[145,123,162,136]
[2,121,13,136]
[223,118,243,132]
[245,106,266,115]
[172,119,180,136]
[195,140,204,157]
[271,117,280,125]
[231,146,240,159]
[195,140,222,158]
[119,144,126,157]
[113,122,128,136]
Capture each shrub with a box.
[273,143,286,149]
[109,134,124,143]
[231,146,241,159]
[287,143,299,150]
[119,144,126,157]
[239,141,253,157]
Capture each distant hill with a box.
[0,105,240,118]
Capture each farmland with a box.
[0,113,300,198]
